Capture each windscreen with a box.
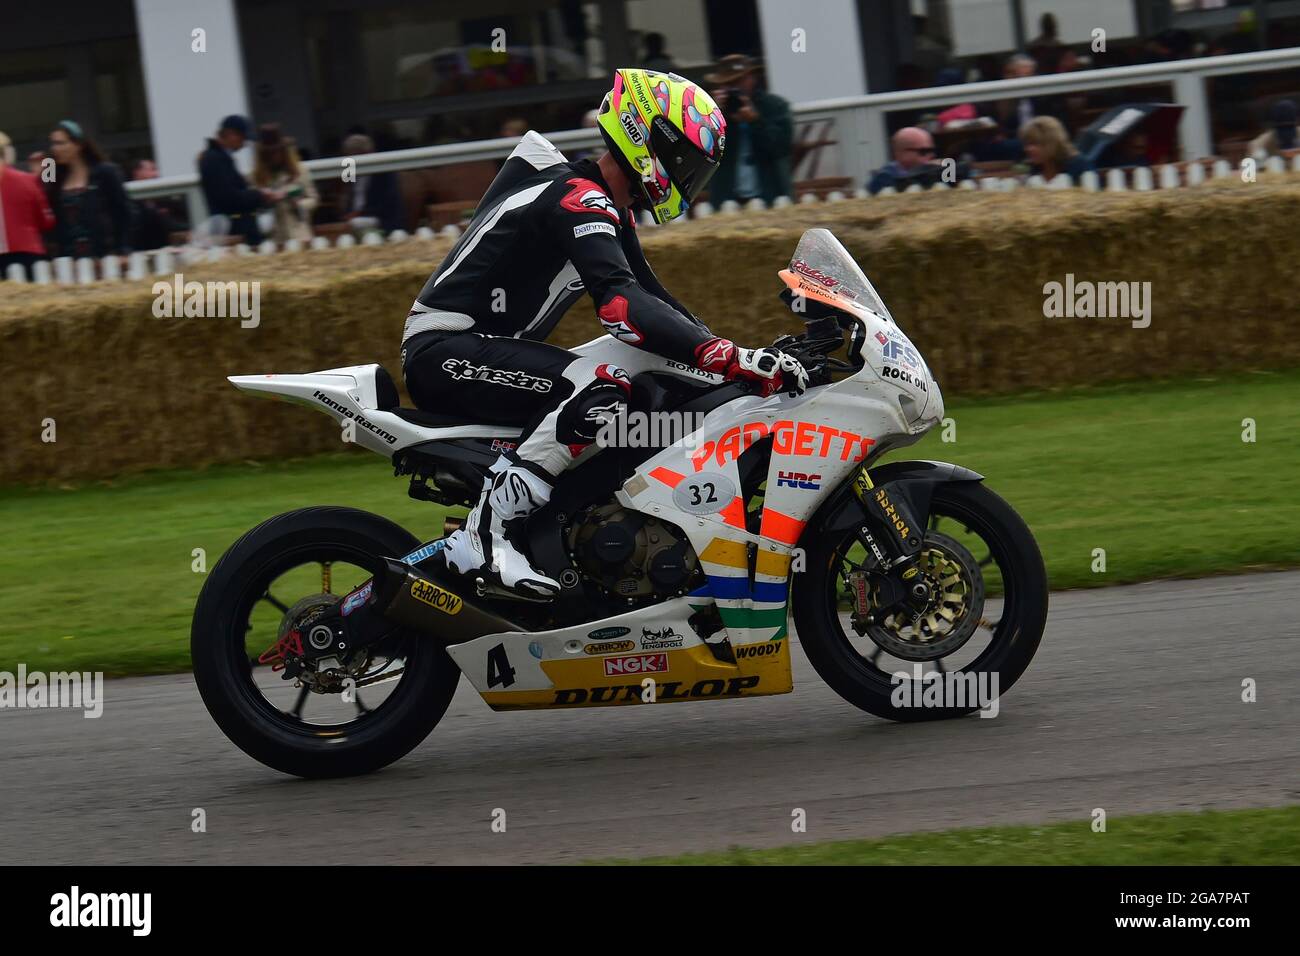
[786,228,893,323]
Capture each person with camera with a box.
[702,54,793,206]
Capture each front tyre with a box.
[793,482,1047,721]
[192,506,460,777]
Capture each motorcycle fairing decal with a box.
[446,585,795,709]
[648,466,747,530]
[480,640,793,709]
[757,507,805,546]
[695,538,791,643]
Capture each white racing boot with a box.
[443,457,560,599]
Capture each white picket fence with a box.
[6,153,1298,286]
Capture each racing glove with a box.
[694,337,809,398]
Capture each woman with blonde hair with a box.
[251,124,318,243]
[1020,115,1094,185]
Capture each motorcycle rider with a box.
[402,69,808,599]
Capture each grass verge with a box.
[593,806,1300,865]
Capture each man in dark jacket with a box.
[198,115,276,244]
[703,55,793,205]
[340,134,404,234]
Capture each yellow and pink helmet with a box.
[597,68,726,223]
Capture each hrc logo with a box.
[776,470,821,490]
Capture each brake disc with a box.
[274,593,350,689]
[864,531,985,661]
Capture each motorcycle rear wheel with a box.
[192,506,460,777]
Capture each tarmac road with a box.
[2,571,1296,864]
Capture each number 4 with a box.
[487,643,516,689]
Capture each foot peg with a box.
[474,577,556,604]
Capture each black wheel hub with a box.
[860,531,986,661]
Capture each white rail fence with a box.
[8,46,1300,286]
[5,152,1298,286]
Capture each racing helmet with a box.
[597,68,726,224]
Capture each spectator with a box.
[976,53,1068,161]
[26,151,47,178]
[198,114,274,245]
[251,124,318,244]
[573,109,603,162]
[45,120,133,260]
[0,130,55,280]
[934,67,980,126]
[986,54,1039,138]
[704,54,793,205]
[1020,116,1094,184]
[642,32,675,73]
[338,133,403,234]
[1249,99,1298,158]
[129,158,186,251]
[1028,13,1064,73]
[867,126,940,194]
[499,117,529,139]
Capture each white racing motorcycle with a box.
[193,228,1048,777]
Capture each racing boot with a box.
[443,456,560,599]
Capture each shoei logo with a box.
[603,653,668,676]
[620,111,645,147]
[410,579,463,615]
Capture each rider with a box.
[401,68,808,598]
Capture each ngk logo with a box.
[603,653,668,676]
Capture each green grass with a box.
[1,369,1297,675]
[593,806,1300,865]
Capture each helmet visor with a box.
[649,115,719,205]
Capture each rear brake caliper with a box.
[258,629,304,674]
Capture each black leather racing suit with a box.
[400,132,717,477]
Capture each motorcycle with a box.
[192,228,1048,778]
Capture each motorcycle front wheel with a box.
[793,481,1048,721]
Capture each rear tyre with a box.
[192,507,460,777]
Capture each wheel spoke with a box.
[290,684,310,718]
[262,592,289,613]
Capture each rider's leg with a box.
[402,332,630,597]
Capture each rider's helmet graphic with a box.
[597,68,726,224]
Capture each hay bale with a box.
[3,177,1298,485]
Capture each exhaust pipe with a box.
[443,516,464,536]
[368,557,520,640]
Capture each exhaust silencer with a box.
[369,557,520,640]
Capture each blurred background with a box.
[4,0,1300,260]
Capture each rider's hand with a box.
[694,337,808,398]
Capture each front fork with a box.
[846,469,933,624]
